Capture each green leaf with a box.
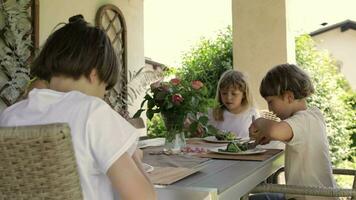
[198,115,209,125]
[140,99,147,108]
[189,121,198,133]
[147,99,155,109]
[166,101,173,109]
[146,109,155,120]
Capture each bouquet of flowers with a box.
[134,77,214,136]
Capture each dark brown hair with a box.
[260,63,314,99]
[31,14,118,89]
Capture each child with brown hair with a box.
[0,15,156,200]
[249,64,336,200]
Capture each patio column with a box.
[232,0,296,109]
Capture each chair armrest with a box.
[333,168,356,176]
[252,183,356,198]
[271,167,356,177]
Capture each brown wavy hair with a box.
[260,63,314,99]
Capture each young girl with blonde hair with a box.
[208,69,258,139]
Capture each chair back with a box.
[0,123,83,199]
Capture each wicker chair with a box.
[243,167,356,200]
[0,123,83,199]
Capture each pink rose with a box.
[191,80,204,90]
[171,93,184,105]
[170,78,181,86]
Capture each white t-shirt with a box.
[0,89,138,200]
[284,107,336,200]
[208,107,258,139]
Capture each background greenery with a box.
[147,27,233,138]
[176,26,233,98]
[147,28,355,173]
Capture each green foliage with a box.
[333,158,356,188]
[135,77,215,136]
[104,66,163,117]
[146,114,166,138]
[146,27,232,137]
[296,34,355,165]
[177,26,233,98]
[343,92,356,149]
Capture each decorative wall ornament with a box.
[0,0,37,107]
[95,4,129,115]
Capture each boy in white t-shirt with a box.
[0,15,156,200]
[249,64,336,200]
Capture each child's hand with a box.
[249,124,259,141]
[249,118,271,145]
[256,134,271,145]
[194,124,205,137]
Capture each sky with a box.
[144,0,356,68]
[144,0,232,67]
[287,0,356,34]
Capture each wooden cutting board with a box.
[148,166,201,185]
[196,149,283,161]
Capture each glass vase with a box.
[161,112,186,152]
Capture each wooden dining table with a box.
[141,138,285,200]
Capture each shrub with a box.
[146,114,166,138]
[177,26,233,98]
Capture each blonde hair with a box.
[213,69,253,121]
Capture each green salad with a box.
[215,130,236,141]
[219,141,248,153]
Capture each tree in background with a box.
[177,26,233,98]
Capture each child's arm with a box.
[131,149,152,184]
[107,152,156,200]
[249,118,293,143]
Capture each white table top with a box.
[155,150,284,200]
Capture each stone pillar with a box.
[232,0,296,109]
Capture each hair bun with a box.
[68,14,85,23]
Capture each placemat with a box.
[196,149,283,161]
[142,146,210,168]
[147,166,202,185]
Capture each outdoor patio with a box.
[0,0,355,199]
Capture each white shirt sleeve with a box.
[284,112,306,146]
[87,104,139,173]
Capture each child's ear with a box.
[285,91,295,103]
[89,69,98,83]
